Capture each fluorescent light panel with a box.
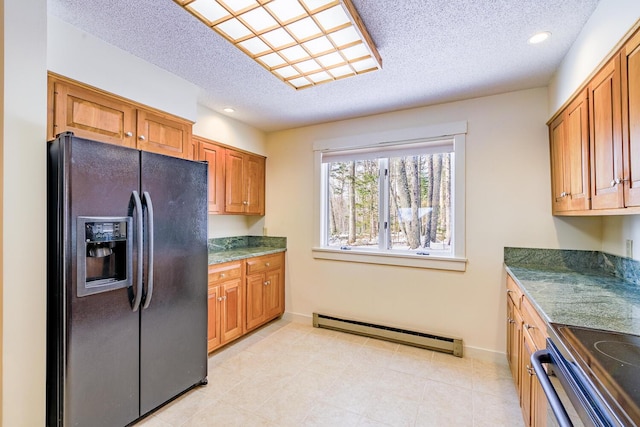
[175,0,381,89]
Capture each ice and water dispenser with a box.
[77,216,133,297]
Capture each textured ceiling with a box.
[48,0,600,132]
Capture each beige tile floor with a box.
[135,318,524,427]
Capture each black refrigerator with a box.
[47,133,208,426]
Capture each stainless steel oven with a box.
[532,324,640,427]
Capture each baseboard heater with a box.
[312,313,463,357]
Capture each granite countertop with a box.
[208,236,286,265]
[504,247,640,336]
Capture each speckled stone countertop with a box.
[504,247,640,335]
[208,236,286,265]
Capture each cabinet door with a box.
[245,274,266,331]
[221,279,244,343]
[207,285,221,352]
[622,30,640,207]
[520,329,535,427]
[549,114,568,213]
[137,109,191,159]
[225,150,247,213]
[565,91,591,211]
[590,54,624,209]
[507,296,521,388]
[532,377,548,427]
[264,269,283,320]
[198,139,226,214]
[52,81,137,148]
[245,154,265,215]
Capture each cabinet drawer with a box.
[246,253,283,275]
[506,275,523,309]
[208,262,242,286]
[521,296,548,350]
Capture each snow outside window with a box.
[312,123,467,271]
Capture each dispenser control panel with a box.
[77,216,133,297]
[85,221,128,242]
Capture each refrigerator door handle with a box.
[142,191,154,309]
[131,191,144,311]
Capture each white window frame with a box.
[312,121,467,271]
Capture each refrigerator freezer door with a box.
[47,134,141,427]
[139,151,208,415]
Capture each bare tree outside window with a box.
[327,153,452,254]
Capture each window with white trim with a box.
[312,122,466,271]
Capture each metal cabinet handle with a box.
[508,318,515,324]
[243,201,248,205]
[524,323,535,330]
[220,273,226,278]
[265,262,271,267]
[611,177,629,187]
[139,135,146,141]
[217,297,224,302]
[263,281,268,286]
[526,365,535,376]
[125,131,133,137]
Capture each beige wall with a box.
[548,1,640,260]
[3,0,48,425]
[265,88,602,356]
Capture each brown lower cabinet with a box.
[207,252,285,353]
[506,274,549,427]
[207,261,244,352]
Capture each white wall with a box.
[3,0,48,425]
[548,1,640,259]
[602,216,640,259]
[48,15,199,121]
[548,0,640,116]
[265,88,602,355]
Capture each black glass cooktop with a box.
[553,324,640,426]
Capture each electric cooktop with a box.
[553,324,640,426]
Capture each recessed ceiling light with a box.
[528,31,551,45]
[223,107,235,113]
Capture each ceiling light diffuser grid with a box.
[175,0,382,89]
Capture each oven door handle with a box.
[532,349,574,427]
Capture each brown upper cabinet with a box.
[196,136,226,214]
[194,135,266,216]
[622,29,640,207]
[48,73,193,160]
[549,89,590,213]
[225,150,265,215]
[589,54,624,210]
[548,25,640,215]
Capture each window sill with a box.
[311,247,467,271]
